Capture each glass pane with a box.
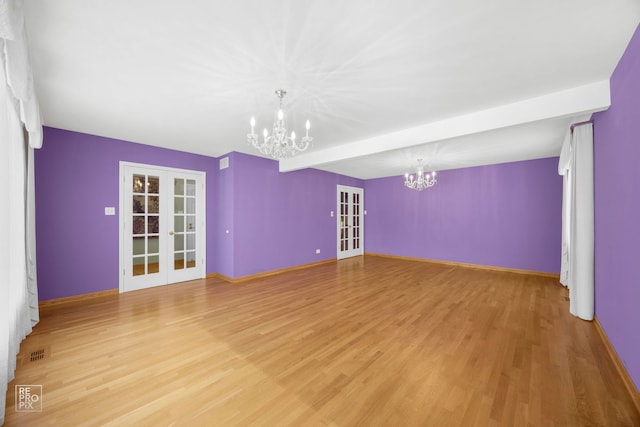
[186,234,196,250]
[174,215,184,232]
[148,236,159,254]
[174,234,184,251]
[133,195,145,213]
[174,252,184,270]
[148,255,159,274]
[133,175,145,193]
[133,216,145,235]
[148,216,159,234]
[186,216,196,231]
[174,197,184,213]
[186,198,196,214]
[132,256,145,276]
[148,176,160,194]
[174,178,184,196]
[186,251,196,268]
[148,196,159,214]
[132,237,145,255]
[186,179,196,196]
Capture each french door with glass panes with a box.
[337,185,364,259]
[120,162,206,293]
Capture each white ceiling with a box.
[23,0,640,179]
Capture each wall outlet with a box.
[330,211,334,217]
[315,249,321,254]
[104,207,115,216]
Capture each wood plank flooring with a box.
[5,256,639,426]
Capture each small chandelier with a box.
[404,159,437,191]
[248,89,312,160]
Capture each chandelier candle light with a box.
[404,159,437,191]
[248,89,312,160]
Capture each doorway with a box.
[337,185,364,259]
[119,162,206,292]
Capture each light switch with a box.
[330,211,334,217]
[104,207,115,216]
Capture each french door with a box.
[119,162,206,293]
[337,185,364,259]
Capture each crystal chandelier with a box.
[404,159,437,191]
[248,89,312,160]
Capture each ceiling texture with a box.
[23,0,640,179]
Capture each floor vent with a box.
[29,349,45,363]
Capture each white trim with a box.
[118,161,207,293]
[336,185,365,260]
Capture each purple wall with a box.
[35,127,218,300]
[36,127,562,301]
[364,158,562,274]
[215,152,235,278]
[35,129,364,297]
[226,152,363,277]
[593,23,640,391]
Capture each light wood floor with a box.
[5,256,639,426]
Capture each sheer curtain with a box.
[558,122,594,321]
[1,0,42,423]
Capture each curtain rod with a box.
[570,120,594,133]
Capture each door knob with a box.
[169,231,174,236]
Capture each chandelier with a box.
[248,89,312,160]
[404,159,437,191]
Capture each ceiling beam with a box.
[279,80,610,172]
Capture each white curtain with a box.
[559,132,571,285]
[558,123,594,321]
[1,0,42,423]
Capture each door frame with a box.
[336,185,364,260]
[118,161,207,293]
